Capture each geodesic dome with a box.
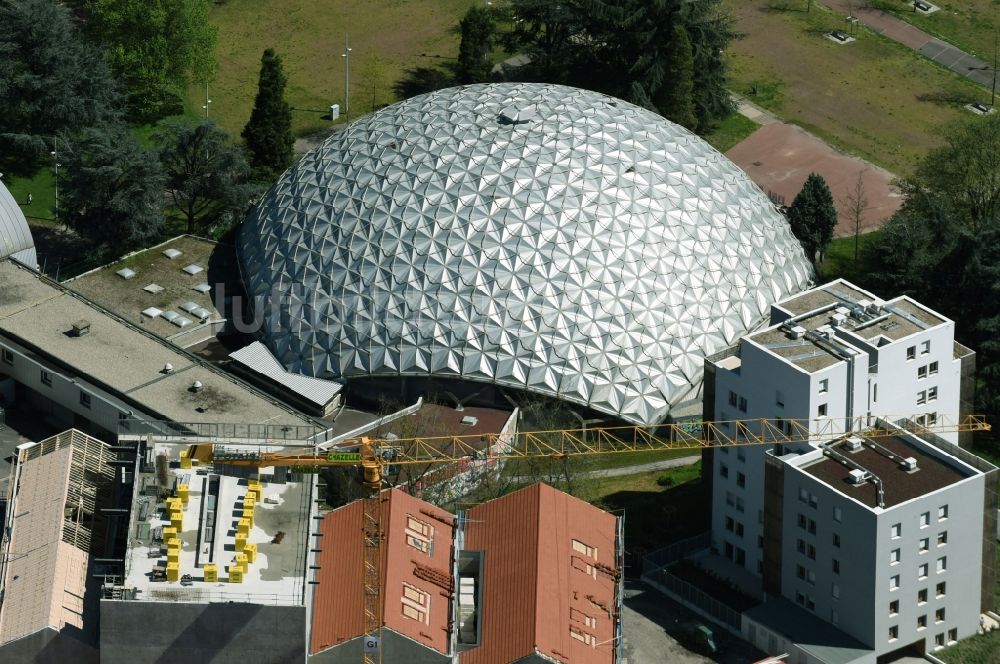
[238,83,813,424]
[0,180,37,269]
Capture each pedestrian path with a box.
[822,0,996,92]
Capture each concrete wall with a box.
[0,626,98,664]
[309,630,448,664]
[100,600,306,664]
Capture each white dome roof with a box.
[0,180,37,269]
[239,83,813,424]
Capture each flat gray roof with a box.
[0,260,313,428]
[745,597,871,664]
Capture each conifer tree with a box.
[456,6,496,85]
[654,24,697,130]
[787,173,838,265]
[242,49,294,178]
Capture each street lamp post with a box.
[968,31,998,109]
[342,34,352,123]
[202,83,212,118]
[50,138,60,224]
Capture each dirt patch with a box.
[726,122,902,235]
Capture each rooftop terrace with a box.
[121,442,311,606]
[800,432,973,509]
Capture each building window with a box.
[808,544,816,560]
[79,391,91,409]
[807,570,816,585]
[890,548,900,565]
[928,411,938,426]
[401,583,430,624]
[735,522,744,537]
[735,496,744,513]
[917,615,927,630]
[808,519,817,535]
[808,493,818,508]
[776,390,784,408]
[40,369,52,387]
[832,583,840,599]
[818,403,828,417]
[806,595,816,611]
[832,533,841,548]
[405,515,434,554]
[928,386,937,402]
[907,346,916,361]
[118,412,130,431]
[929,361,939,375]
[726,516,734,532]
[938,505,948,521]
[920,512,930,528]
[833,506,842,523]
[889,575,899,590]
[891,523,901,539]
[937,531,947,546]
[936,582,946,597]
[729,391,738,407]
[797,564,806,580]
[1,348,12,365]
[737,448,745,462]
[934,633,944,648]
[569,626,596,646]
[758,535,764,549]
[948,628,957,644]
[889,600,899,616]
[795,591,805,605]
[917,390,927,405]
[738,396,747,413]
[819,379,829,394]
[737,472,746,488]
[918,365,928,379]
[572,539,596,559]
[726,492,736,508]
[935,608,945,623]
[918,588,928,604]
[936,556,946,573]
[797,538,806,554]
[921,340,931,355]
[918,563,928,579]
[832,559,840,575]
[920,538,929,553]
[889,625,898,641]
[720,463,729,478]
[831,609,839,625]
[798,513,807,529]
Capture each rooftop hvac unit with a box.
[901,457,918,472]
[857,299,873,310]
[816,325,833,339]
[830,312,847,327]
[460,416,479,426]
[848,468,867,485]
[788,325,807,340]
[849,305,865,320]
[835,306,851,316]
[844,436,864,452]
[866,302,881,315]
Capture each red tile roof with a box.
[310,488,455,655]
[462,483,620,664]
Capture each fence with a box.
[645,567,743,632]
[641,531,710,576]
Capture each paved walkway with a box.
[732,94,781,126]
[580,455,700,479]
[823,0,996,92]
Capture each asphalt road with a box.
[621,580,764,664]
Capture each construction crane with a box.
[205,413,990,664]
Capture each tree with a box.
[653,24,697,130]
[841,168,869,261]
[787,173,838,266]
[157,119,256,235]
[456,6,496,85]
[80,0,217,119]
[0,0,122,170]
[60,126,165,254]
[242,49,294,178]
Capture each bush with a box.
[656,474,676,487]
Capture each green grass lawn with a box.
[190,0,475,139]
[704,113,761,153]
[818,229,883,283]
[725,0,985,174]
[937,629,1000,664]
[3,169,58,225]
[870,0,1000,63]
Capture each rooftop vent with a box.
[190,380,203,393]
[162,363,174,374]
[816,324,833,339]
[788,325,807,340]
[900,457,918,472]
[71,319,91,337]
[848,468,867,485]
[844,436,864,452]
[460,415,479,426]
[830,312,847,327]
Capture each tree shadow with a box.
[392,66,455,101]
[27,221,98,279]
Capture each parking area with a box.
[621,580,764,664]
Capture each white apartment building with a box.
[704,279,975,577]
[700,280,994,663]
